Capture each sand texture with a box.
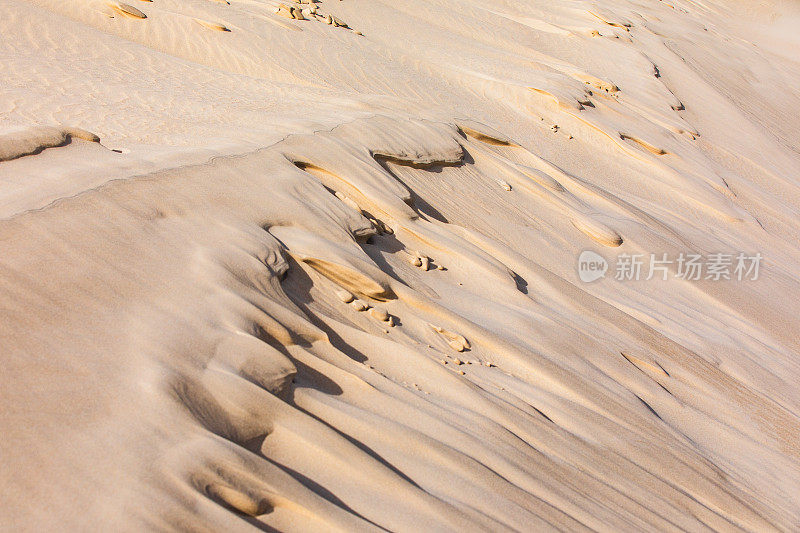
[2,0,800,530]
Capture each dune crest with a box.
[2,0,800,530]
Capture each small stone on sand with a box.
[336,289,355,303]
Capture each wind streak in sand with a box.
[2,115,797,531]
[3,0,800,530]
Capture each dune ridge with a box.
[2,0,800,530]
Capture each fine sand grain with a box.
[2,0,800,530]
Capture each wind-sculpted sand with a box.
[2,0,800,530]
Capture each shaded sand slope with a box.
[2,0,800,530]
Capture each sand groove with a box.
[3,0,800,530]
[0,126,100,162]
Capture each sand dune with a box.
[2,0,800,530]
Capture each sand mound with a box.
[2,0,800,530]
[0,126,100,162]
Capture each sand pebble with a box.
[409,251,430,270]
[430,323,470,352]
[336,289,355,303]
[351,299,368,311]
[448,339,468,352]
[370,307,390,322]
